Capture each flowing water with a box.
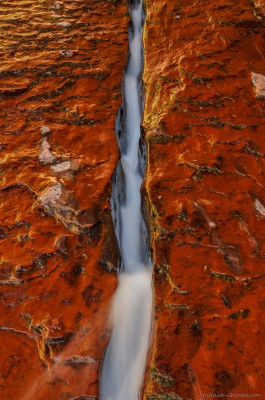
[99,1,153,399]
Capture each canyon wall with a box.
[0,1,128,399]
[0,0,265,399]
[143,0,265,398]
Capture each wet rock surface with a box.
[0,0,128,399]
[1,0,265,399]
[142,0,265,398]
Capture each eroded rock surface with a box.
[143,0,265,398]
[0,0,128,399]
[1,0,265,399]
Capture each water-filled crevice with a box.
[109,0,151,274]
[99,0,153,399]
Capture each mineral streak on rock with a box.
[0,0,128,399]
[142,0,265,398]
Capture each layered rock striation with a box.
[142,0,265,398]
[1,0,265,399]
[0,1,129,399]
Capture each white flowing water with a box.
[99,1,153,399]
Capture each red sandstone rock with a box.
[1,1,265,399]
[142,0,265,398]
[0,1,128,399]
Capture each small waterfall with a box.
[99,1,153,399]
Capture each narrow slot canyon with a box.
[100,1,153,399]
[0,0,265,399]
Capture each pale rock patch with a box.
[39,138,56,164]
[51,161,71,172]
[251,72,265,98]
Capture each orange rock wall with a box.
[1,0,265,399]
[143,0,265,398]
[0,1,128,399]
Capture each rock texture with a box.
[143,0,265,399]
[0,1,128,399]
[1,0,265,399]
